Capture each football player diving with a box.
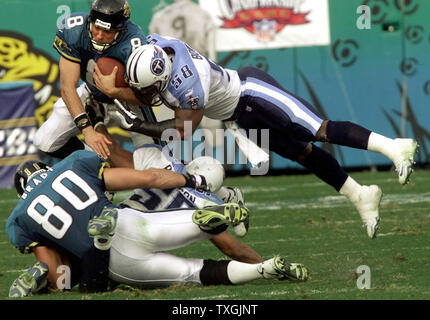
[107,36,419,239]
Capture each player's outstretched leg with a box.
[192,203,249,234]
[319,121,419,184]
[201,256,309,286]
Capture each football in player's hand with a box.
[96,57,127,87]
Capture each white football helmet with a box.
[126,44,172,91]
[186,156,225,193]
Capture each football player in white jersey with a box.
[107,35,419,239]
[90,121,257,262]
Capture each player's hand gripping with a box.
[82,126,112,159]
[93,63,118,97]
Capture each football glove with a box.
[109,99,137,129]
[85,96,108,130]
[110,99,176,138]
[9,261,49,298]
[183,173,209,192]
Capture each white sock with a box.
[339,176,362,203]
[226,261,262,284]
[367,132,395,161]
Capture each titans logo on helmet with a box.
[150,47,165,75]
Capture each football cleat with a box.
[257,256,309,281]
[220,186,244,204]
[9,262,48,298]
[88,206,118,237]
[353,185,382,239]
[217,187,249,237]
[192,203,249,231]
[104,191,115,201]
[392,138,418,185]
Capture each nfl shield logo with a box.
[254,19,276,43]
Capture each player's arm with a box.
[93,63,141,105]
[59,57,112,159]
[95,124,134,168]
[103,166,208,191]
[59,57,87,120]
[174,107,204,139]
[110,101,204,139]
[210,232,264,264]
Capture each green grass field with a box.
[1,168,430,301]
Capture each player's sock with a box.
[326,121,371,149]
[226,260,265,284]
[338,176,362,203]
[199,259,233,286]
[366,132,395,160]
[301,144,348,192]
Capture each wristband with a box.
[74,113,92,132]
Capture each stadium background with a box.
[0,0,429,184]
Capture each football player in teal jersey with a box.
[7,149,211,295]
[7,150,308,297]
[34,0,146,160]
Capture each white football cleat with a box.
[257,256,309,281]
[353,185,382,238]
[392,138,418,185]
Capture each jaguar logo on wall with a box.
[0,30,131,150]
[0,31,60,128]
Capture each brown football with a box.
[96,57,127,87]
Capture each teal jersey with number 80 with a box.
[7,150,114,258]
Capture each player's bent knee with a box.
[296,143,313,164]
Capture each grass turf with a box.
[1,169,429,301]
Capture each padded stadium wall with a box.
[0,0,429,173]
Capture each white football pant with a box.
[33,83,154,153]
[108,207,213,287]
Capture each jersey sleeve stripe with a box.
[98,162,111,179]
[23,241,39,254]
[53,43,81,63]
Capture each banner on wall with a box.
[199,0,330,51]
[0,83,39,189]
